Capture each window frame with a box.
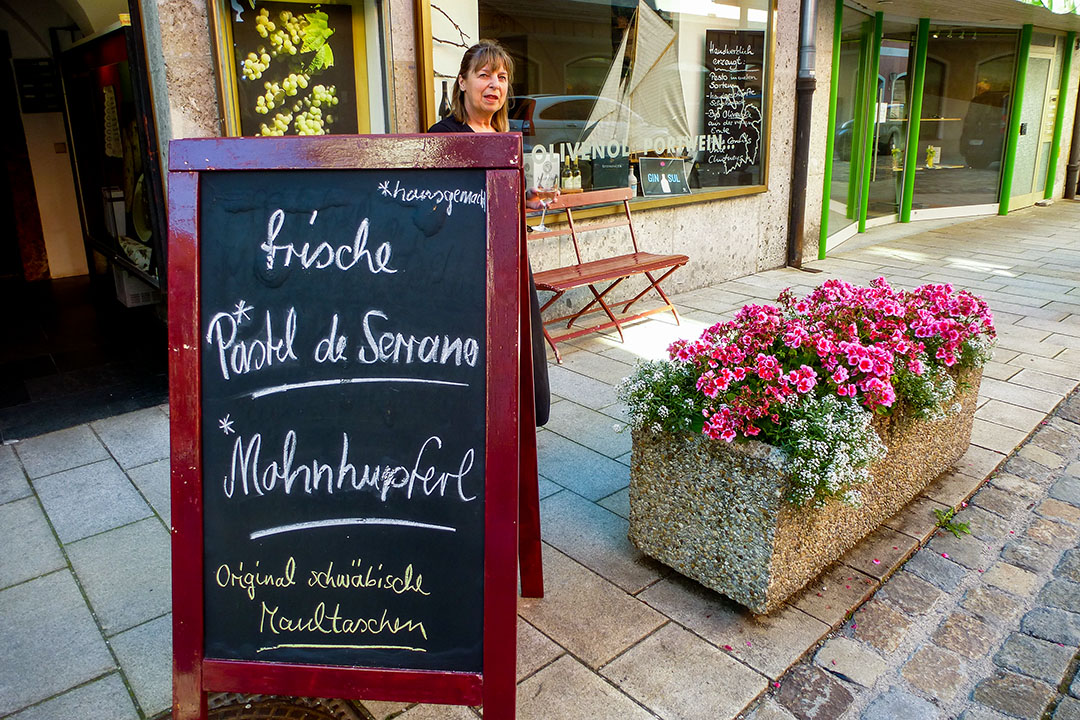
[207,0,385,137]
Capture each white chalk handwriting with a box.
[260,209,396,274]
[222,430,477,503]
[378,180,486,216]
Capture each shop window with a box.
[912,29,1017,210]
[209,0,389,136]
[435,0,775,200]
[564,55,611,94]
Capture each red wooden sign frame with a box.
[168,134,526,719]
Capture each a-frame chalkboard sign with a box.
[168,135,523,719]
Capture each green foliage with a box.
[893,358,957,420]
[934,507,971,538]
[302,11,335,53]
[302,12,335,74]
[307,44,335,74]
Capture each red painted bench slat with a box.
[527,187,688,362]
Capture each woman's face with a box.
[459,61,509,120]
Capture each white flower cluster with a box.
[783,395,886,508]
[895,357,958,421]
[962,335,995,367]
[616,360,702,434]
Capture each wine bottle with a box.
[560,155,572,190]
[571,158,582,190]
[438,80,452,120]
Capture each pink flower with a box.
[662,278,993,446]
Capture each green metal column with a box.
[818,0,844,259]
[1000,24,1033,215]
[858,12,884,233]
[900,19,929,223]
[1044,31,1075,199]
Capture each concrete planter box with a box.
[628,368,982,615]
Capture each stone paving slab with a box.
[0,445,30,504]
[639,574,830,680]
[538,489,665,594]
[90,407,170,470]
[0,571,116,716]
[5,673,138,720]
[12,424,110,479]
[32,459,152,543]
[65,518,171,636]
[517,545,666,669]
[534,431,629,501]
[0,497,66,590]
[126,458,171,527]
[109,615,172,718]
[517,654,656,720]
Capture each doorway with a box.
[0,30,48,282]
[1010,33,1061,210]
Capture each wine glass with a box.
[534,169,558,232]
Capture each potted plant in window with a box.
[618,278,995,614]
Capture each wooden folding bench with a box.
[527,187,689,363]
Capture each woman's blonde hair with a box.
[451,40,515,132]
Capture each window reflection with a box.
[911,29,1017,210]
[480,0,772,194]
[866,34,913,219]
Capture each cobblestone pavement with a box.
[0,201,1078,719]
[747,390,1080,720]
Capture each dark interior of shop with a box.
[0,275,167,443]
[0,27,168,443]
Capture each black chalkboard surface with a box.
[198,168,489,672]
[702,29,766,187]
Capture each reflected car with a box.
[508,95,669,152]
[834,112,905,162]
[960,90,1009,169]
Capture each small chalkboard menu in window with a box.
[168,134,523,719]
[701,29,766,187]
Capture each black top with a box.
[428,116,473,133]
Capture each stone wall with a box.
[155,0,221,141]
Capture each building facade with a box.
[1,0,1078,312]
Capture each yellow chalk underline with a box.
[257,643,427,653]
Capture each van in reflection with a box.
[960,90,1009,169]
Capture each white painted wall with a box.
[22,114,87,277]
[69,0,127,35]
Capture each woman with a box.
[428,40,551,426]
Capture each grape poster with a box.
[231,2,358,136]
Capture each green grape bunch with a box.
[266,9,303,57]
[240,6,339,137]
[241,50,270,80]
